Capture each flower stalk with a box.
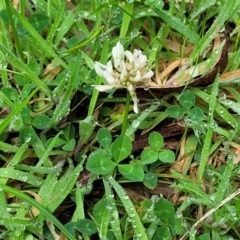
[121,91,131,135]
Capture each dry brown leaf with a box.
[137,31,229,92]
[156,58,188,86]
[189,162,199,180]
[165,39,194,55]
[43,62,63,80]
[171,191,185,204]
[23,191,42,217]
[47,219,60,240]
[229,142,240,164]
[167,34,225,86]
[220,69,240,81]
[171,137,193,174]
[171,159,189,174]
[125,185,148,202]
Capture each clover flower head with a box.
[93,41,153,113]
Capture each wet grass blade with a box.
[198,79,219,183]
[1,184,76,240]
[214,159,234,205]
[152,7,199,44]
[119,2,134,38]
[12,7,67,68]
[106,176,148,240]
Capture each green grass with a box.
[1,0,240,239]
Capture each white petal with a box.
[127,83,139,113]
[142,70,154,79]
[120,63,127,81]
[131,70,141,82]
[112,41,124,60]
[112,45,118,60]
[116,41,124,55]
[94,85,115,91]
[113,57,121,70]
[106,61,113,73]
[124,50,134,63]
[133,49,140,59]
[104,71,116,84]
[94,62,106,77]
[137,53,147,68]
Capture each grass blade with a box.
[214,159,234,205]
[152,7,199,44]
[106,176,148,240]
[119,2,134,38]
[198,79,219,183]
[12,7,67,68]
[1,184,76,240]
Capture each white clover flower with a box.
[93,41,153,113]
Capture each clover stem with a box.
[121,91,130,134]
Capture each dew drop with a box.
[207,170,214,176]
[129,154,134,159]
[136,233,142,238]
[132,120,140,128]
[112,11,118,18]
[175,211,182,218]
[21,176,28,182]
[123,195,129,200]
[109,194,114,199]
[151,195,160,203]
[131,29,139,37]
[106,205,113,211]
[210,194,216,202]
[152,99,159,105]
[14,230,22,237]
[129,213,136,218]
